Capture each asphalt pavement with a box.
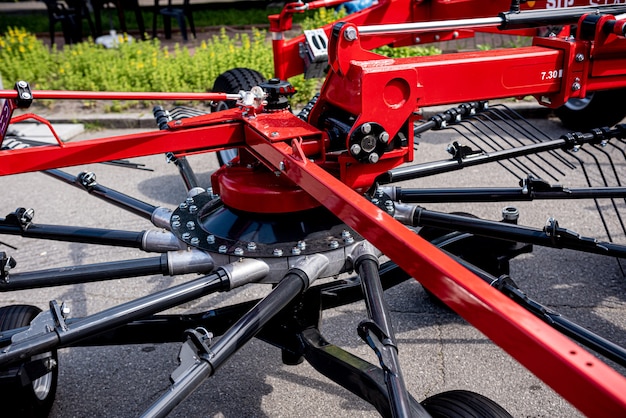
[0,107,625,417]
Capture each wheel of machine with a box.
[212,68,266,166]
[555,88,626,130]
[0,305,58,418]
[421,390,513,418]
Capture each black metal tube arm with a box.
[44,169,159,220]
[352,243,422,418]
[0,249,215,291]
[379,124,626,184]
[0,258,269,369]
[385,185,626,204]
[396,205,626,258]
[141,254,329,418]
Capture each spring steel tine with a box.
[468,114,562,181]
[583,145,626,238]
[566,149,614,242]
[477,109,568,178]
[457,116,545,178]
[445,125,521,179]
[489,104,577,170]
[607,141,626,206]
[450,123,539,180]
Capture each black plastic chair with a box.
[92,0,146,39]
[152,0,196,41]
[40,0,95,46]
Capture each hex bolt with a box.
[575,53,585,62]
[329,240,340,249]
[371,198,380,205]
[341,230,352,238]
[273,248,284,257]
[571,82,581,91]
[247,242,257,251]
[179,202,188,210]
[344,236,355,244]
[376,189,384,198]
[218,245,228,253]
[234,247,244,256]
[207,235,216,244]
[190,237,200,245]
[171,215,180,222]
[186,197,195,205]
[182,232,191,241]
[368,153,379,164]
[361,123,372,134]
[344,27,358,41]
[297,240,307,250]
[291,247,301,255]
[189,205,198,214]
[172,220,181,229]
[60,302,70,318]
[186,221,195,230]
[350,144,362,156]
[379,131,389,143]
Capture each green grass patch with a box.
[0,8,440,109]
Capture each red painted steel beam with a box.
[0,90,236,102]
[246,136,626,417]
[0,122,244,176]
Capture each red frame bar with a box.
[246,135,626,417]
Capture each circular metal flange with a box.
[171,192,363,258]
[349,122,389,163]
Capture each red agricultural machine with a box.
[1,0,626,416]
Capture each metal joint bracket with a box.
[10,301,68,345]
[357,320,398,373]
[171,328,214,384]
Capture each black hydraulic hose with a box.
[45,169,158,220]
[165,153,200,191]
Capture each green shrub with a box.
[0,8,439,109]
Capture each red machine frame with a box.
[2,3,626,417]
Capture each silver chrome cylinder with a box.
[167,249,215,275]
[142,230,187,252]
[151,207,174,230]
[358,17,502,36]
[220,258,270,289]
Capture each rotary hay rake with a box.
[2,1,626,417]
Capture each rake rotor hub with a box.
[170,191,363,263]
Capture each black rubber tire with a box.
[212,68,266,165]
[555,88,626,130]
[0,305,58,417]
[421,390,513,418]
